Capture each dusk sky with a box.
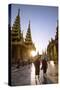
[11,4,58,54]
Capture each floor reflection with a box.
[31,63,35,85]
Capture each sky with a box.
[10,4,58,54]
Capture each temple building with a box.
[47,20,58,64]
[11,9,36,64]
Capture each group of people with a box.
[34,57,48,80]
[16,57,48,82]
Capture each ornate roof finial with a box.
[29,20,30,28]
[18,8,20,16]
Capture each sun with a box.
[31,51,37,57]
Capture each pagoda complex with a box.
[47,20,58,64]
[11,9,36,64]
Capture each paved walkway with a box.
[11,61,58,86]
[11,64,31,86]
[47,61,58,83]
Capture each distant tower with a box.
[25,20,32,45]
[25,20,36,58]
[11,9,23,42]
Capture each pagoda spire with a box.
[25,20,36,51]
[25,20,32,44]
[11,9,22,41]
[29,20,30,29]
[56,20,58,31]
[55,20,58,40]
[18,8,20,16]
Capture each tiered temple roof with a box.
[11,9,36,50]
[11,9,23,42]
[25,20,32,44]
[25,20,36,50]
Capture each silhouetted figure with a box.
[41,59,48,74]
[41,59,48,84]
[34,58,40,80]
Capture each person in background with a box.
[41,58,48,76]
[41,58,48,84]
[34,57,40,80]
